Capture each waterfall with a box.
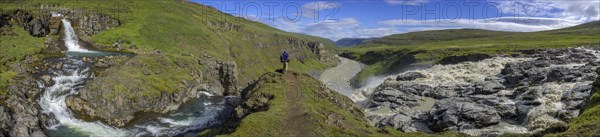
[61,19,91,52]
[37,18,232,137]
[38,56,231,136]
[39,58,132,136]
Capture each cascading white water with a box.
[358,47,600,136]
[39,60,228,136]
[61,19,92,52]
[38,22,232,136]
[39,59,132,136]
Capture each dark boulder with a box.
[378,114,433,133]
[546,67,569,82]
[472,81,505,95]
[396,72,426,81]
[0,106,13,136]
[561,83,593,111]
[428,98,501,132]
[28,18,50,37]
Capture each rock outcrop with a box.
[65,56,240,127]
[199,59,239,96]
[53,9,119,36]
[0,7,119,38]
[0,57,47,137]
[1,10,51,37]
[366,47,600,136]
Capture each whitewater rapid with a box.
[363,47,600,136]
[39,58,132,136]
[320,47,600,136]
[39,19,231,137]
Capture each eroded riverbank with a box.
[320,47,600,136]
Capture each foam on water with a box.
[51,12,63,17]
[351,76,388,103]
[61,19,93,53]
[39,67,133,137]
[39,58,229,136]
[404,57,533,86]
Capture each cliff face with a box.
[208,72,466,137]
[0,6,119,38]
[1,0,338,131]
[0,57,47,137]
[213,72,376,136]
[65,55,241,127]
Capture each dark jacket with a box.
[281,52,289,63]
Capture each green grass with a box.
[88,54,201,99]
[343,21,600,82]
[216,72,467,137]
[0,25,46,95]
[364,29,513,47]
[0,0,337,98]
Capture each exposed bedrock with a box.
[366,47,600,136]
[65,57,239,127]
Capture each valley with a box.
[0,0,599,137]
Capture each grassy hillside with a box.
[0,0,337,97]
[203,72,466,137]
[364,29,513,47]
[0,25,46,95]
[343,21,600,82]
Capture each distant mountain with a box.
[365,29,513,47]
[335,38,374,47]
[342,20,600,83]
[360,21,600,47]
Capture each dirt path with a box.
[281,73,315,137]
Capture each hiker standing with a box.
[281,51,290,73]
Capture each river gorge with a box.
[34,18,234,136]
[320,47,600,136]
[1,2,598,136]
[16,18,600,136]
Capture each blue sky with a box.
[192,0,600,41]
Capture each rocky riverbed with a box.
[363,47,600,136]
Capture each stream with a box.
[320,47,600,136]
[39,17,599,137]
[39,18,232,137]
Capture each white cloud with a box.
[493,0,600,22]
[260,0,598,41]
[378,17,582,32]
[266,18,401,41]
[384,0,429,5]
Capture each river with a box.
[39,18,232,137]
[319,47,600,136]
